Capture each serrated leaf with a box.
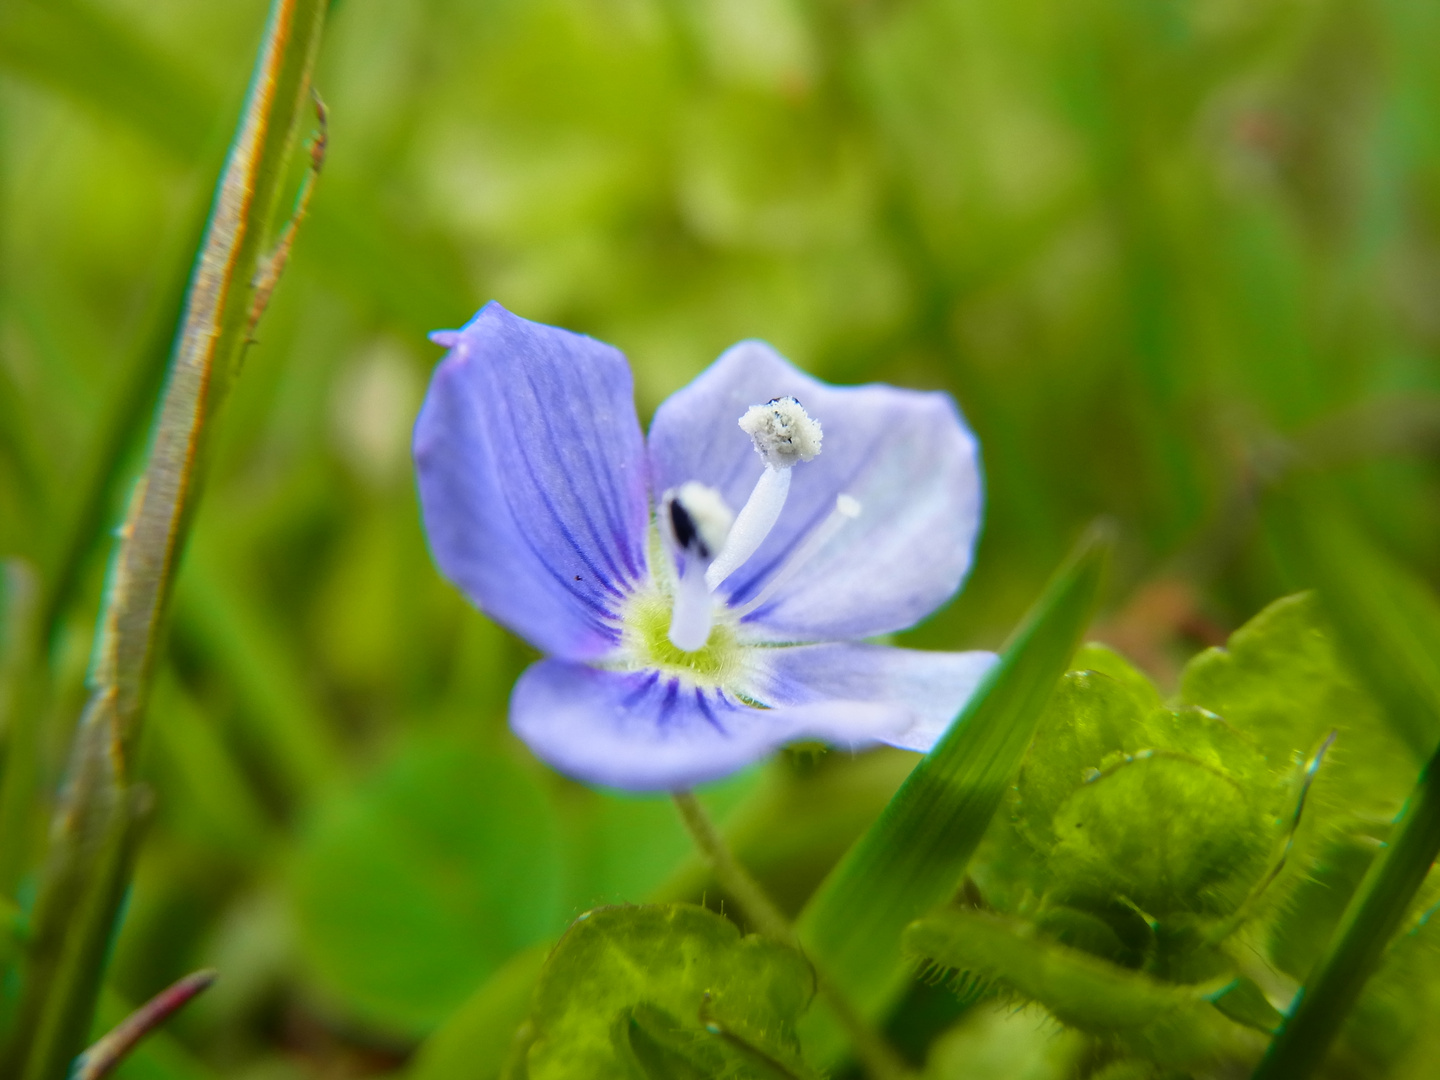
[517,904,816,1080]
[1180,591,1411,821]
[796,525,1110,1052]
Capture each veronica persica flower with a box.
[414,302,996,791]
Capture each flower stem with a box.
[1251,740,1440,1080]
[671,791,914,1080]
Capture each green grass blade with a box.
[1265,482,1440,758]
[0,0,218,160]
[795,524,1112,1052]
[1252,486,1440,1079]
[1251,751,1440,1080]
[2,1,329,1076]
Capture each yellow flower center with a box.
[619,587,745,689]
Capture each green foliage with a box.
[507,904,816,1080]
[905,908,1239,1065]
[407,948,548,1080]
[6,0,1440,1076]
[796,526,1108,1059]
[290,739,565,1034]
[913,593,1440,1077]
[1180,592,1413,822]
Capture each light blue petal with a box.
[743,643,1000,752]
[414,303,650,660]
[649,341,982,642]
[510,660,912,791]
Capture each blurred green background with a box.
[4,0,1440,1076]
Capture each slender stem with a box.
[72,970,216,1080]
[671,791,914,1080]
[1251,742,1440,1080]
[0,3,329,1077]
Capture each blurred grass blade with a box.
[72,970,216,1080]
[1253,486,1440,1079]
[0,560,42,896]
[0,0,218,160]
[1,1,329,1077]
[795,524,1111,1056]
[1265,481,1440,758]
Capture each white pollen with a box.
[739,396,822,468]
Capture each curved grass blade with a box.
[1,2,329,1077]
[794,523,1112,1061]
[1253,487,1440,1079]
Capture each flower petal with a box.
[414,302,650,660]
[510,659,913,791]
[648,341,982,642]
[743,642,1000,753]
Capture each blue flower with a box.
[413,302,996,791]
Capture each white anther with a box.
[663,482,734,562]
[739,396,822,468]
[705,397,824,590]
[734,494,862,617]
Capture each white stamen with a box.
[668,560,714,651]
[704,396,824,589]
[663,483,733,652]
[734,494,862,617]
[739,396,822,468]
[705,465,790,590]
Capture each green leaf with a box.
[1050,750,1270,918]
[795,524,1111,1049]
[290,739,564,1035]
[1265,831,1380,983]
[1011,669,1153,856]
[1072,643,1163,712]
[1180,591,1412,821]
[1206,976,1283,1034]
[515,904,816,1080]
[562,772,759,912]
[1264,485,1440,758]
[407,947,549,1080]
[1253,491,1440,1079]
[903,908,1241,1067]
[922,1002,1086,1080]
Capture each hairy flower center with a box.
[620,588,745,687]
